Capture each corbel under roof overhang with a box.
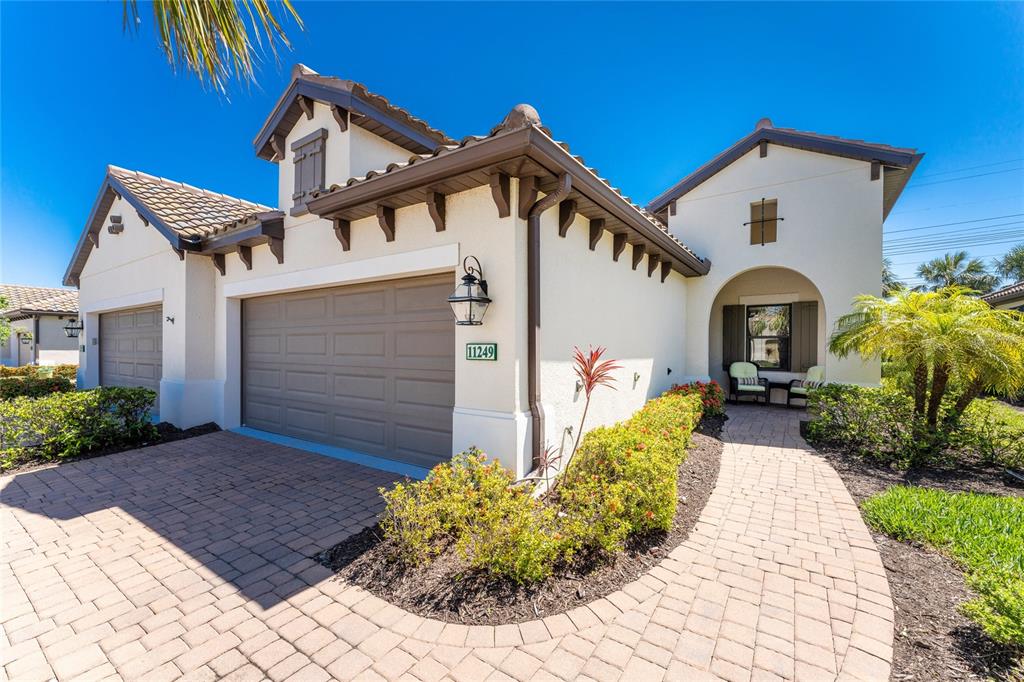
[306,126,710,278]
[63,173,285,287]
[253,77,451,162]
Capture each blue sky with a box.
[1,2,1022,289]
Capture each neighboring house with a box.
[981,281,1024,311]
[63,64,921,477]
[0,284,80,367]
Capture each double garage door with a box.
[99,305,163,408]
[242,274,456,469]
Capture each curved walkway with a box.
[1,406,893,682]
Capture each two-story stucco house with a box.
[64,64,922,477]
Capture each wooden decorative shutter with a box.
[722,305,745,370]
[749,199,778,245]
[290,128,328,215]
[790,301,819,372]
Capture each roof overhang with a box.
[63,171,285,287]
[2,309,77,321]
[647,128,924,220]
[253,77,448,161]
[307,126,710,278]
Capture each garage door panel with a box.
[100,305,162,408]
[243,274,454,467]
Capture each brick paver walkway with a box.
[2,406,893,681]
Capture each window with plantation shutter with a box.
[291,128,328,216]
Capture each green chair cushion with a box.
[805,365,825,383]
[737,384,766,392]
[730,362,759,379]
[790,386,808,395]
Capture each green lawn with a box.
[861,486,1024,648]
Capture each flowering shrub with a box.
[669,380,725,418]
[0,387,157,469]
[380,391,704,582]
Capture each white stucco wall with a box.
[670,144,883,385]
[539,211,688,458]
[0,315,77,366]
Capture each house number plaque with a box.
[466,343,498,361]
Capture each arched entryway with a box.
[707,267,826,402]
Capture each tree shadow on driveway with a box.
[0,431,398,610]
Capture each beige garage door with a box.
[242,273,456,468]
[100,305,163,408]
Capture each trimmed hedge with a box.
[380,391,704,583]
[0,364,77,380]
[0,387,157,470]
[0,376,75,400]
[668,380,725,418]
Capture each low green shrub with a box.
[0,387,157,469]
[951,399,1024,470]
[862,487,1024,648]
[0,364,77,379]
[379,391,704,583]
[806,383,924,466]
[0,376,75,400]
[668,380,725,418]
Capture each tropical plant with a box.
[994,243,1024,284]
[915,251,999,294]
[0,296,10,346]
[829,288,1024,443]
[568,346,622,459]
[882,257,904,297]
[123,0,303,93]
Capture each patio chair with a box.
[728,362,769,405]
[787,365,825,407]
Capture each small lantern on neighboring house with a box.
[63,318,84,338]
[447,256,491,326]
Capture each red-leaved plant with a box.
[569,345,622,459]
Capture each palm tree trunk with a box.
[925,362,950,430]
[912,362,928,419]
[944,378,985,429]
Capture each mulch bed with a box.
[2,422,221,475]
[803,424,1024,681]
[315,416,725,625]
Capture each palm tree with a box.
[994,243,1024,284]
[882,257,904,297]
[915,251,999,293]
[123,0,303,93]
[830,288,1024,438]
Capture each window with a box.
[747,304,790,370]
[291,128,328,216]
[749,198,778,245]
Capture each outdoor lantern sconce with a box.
[63,318,84,338]
[448,256,491,326]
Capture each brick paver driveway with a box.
[2,407,894,681]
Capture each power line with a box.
[905,167,1023,189]
[889,194,1023,216]
[914,158,1024,179]
[885,223,1024,245]
[885,236,1024,256]
[884,213,1024,235]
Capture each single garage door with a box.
[242,273,455,468]
[100,305,163,408]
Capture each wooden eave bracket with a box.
[212,253,226,276]
[589,219,605,251]
[268,236,284,264]
[333,218,351,251]
[137,211,149,227]
[173,247,186,261]
[558,199,577,237]
[871,160,881,181]
[297,95,315,120]
[518,176,538,220]
[331,105,349,132]
[87,232,99,248]
[660,260,672,282]
[237,244,253,270]
[270,134,286,162]
[489,172,510,218]
[632,244,646,270]
[647,253,661,278]
[612,233,627,262]
[377,205,396,242]
[669,200,677,217]
[426,192,446,232]
[759,140,768,158]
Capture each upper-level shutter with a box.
[291,128,328,215]
[722,305,745,370]
[790,301,819,372]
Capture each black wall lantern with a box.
[63,318,84,338]
[448,256,491,326]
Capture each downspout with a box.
[526,173,572,471]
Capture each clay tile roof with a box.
[981,281,1024,304]
[312,120,703,264]
[108,166,276,240]
[0,284,79,316]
